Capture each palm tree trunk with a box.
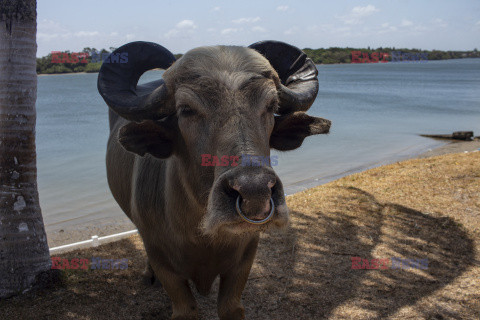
[0,0,51,298]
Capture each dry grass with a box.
[2,152,479,319]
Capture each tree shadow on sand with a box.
[241,186,475,320]
[1,186,475,320]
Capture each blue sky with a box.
[37,0,480,57]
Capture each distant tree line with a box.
[302,47,479,64]
[36,47,114,74]
[37,47,480,74]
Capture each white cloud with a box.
[476,20,480,26]
[38,19,66,34]
[164,20,197,39]
[400,19,413,27]
[432,18,447,27]
[213,6,220,11]
[284,26,299,35]
[126,34,136,40]
[74,31,99,37]
[38,21,101,41]
[378,23,398,34]
[232,17,261,24]
[37,33,59,41]
[110,32,119,36]
[164,29,179,38]
[37,19,68,41]
[351,4,378,16]
[412,25,428,32]
[276,5,289,11]
[221,28,241,35]
[176,20,197,29]
[251,26,267,33]
[337,5,379,25]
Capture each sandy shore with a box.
[46,216,136,248]
[45,139,480,248]
[416,139,480,158]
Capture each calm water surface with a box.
[36,59,480,231]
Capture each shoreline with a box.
[45,139,480,248]
[415,139,480,158]
[36,57,480,76]
[38,71,93,76]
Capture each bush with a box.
[84,62,102,73]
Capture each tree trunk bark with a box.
[0,0,51,298]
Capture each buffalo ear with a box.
[270,112,331,151]
[118,119,175,158]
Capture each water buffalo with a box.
[97,40,331,320]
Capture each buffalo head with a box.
[98,41,331,236]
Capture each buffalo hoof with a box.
[219,306,245,320]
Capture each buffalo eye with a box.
[179,104,196,117]
[266,100,278,114]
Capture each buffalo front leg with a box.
[142,259,163,287]
[142,259,155,285]
[148,259,198,320]
[217,239,258,320]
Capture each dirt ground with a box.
[1,151,479,320]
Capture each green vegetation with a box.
[37,47,480,74]
[36,48,110,74]
[302,47,480,64]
